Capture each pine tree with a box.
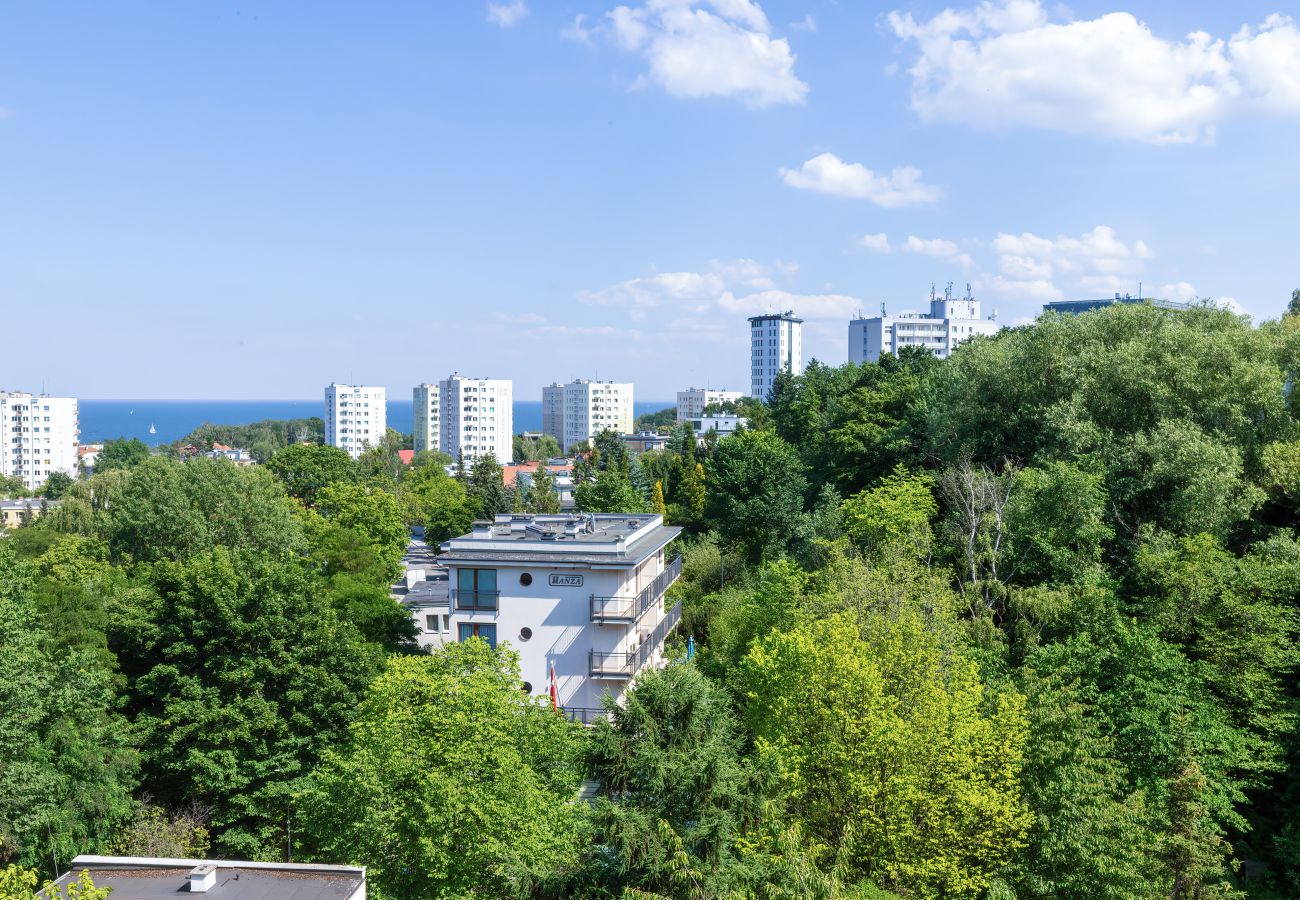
[529,467,562,514]
[689,462,706,521]
[652,480,667,520]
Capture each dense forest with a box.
[2,302,1299,899]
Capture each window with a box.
[458,622,497,647]
[519,627,533,641]
[456,568,498,610]
[520,572,533,586]
[425,614,438,632]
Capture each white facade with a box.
[0,392,79,492]
[541,380,634,453]
[440,513,683,716]
[439,374,512,464]
[749,312,803,398]
[412,383,440,454]
[696,414,747,442]
[324,384,387,460]
[676,387,743,424]
[849,294,998,364]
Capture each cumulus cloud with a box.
[859,233,892,253]
[578,258,859,323]
[1160,281,1199,302]
[780,152,941,207]
[487,0,528,27]
[887,2,1300,143]
[903,235,973,268]
[603,1,808,106]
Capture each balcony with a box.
[451,590,500,613]
[588,599,682,678]
[589,555,682,623]
[561,706,610,726]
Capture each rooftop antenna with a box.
[930,282,936,304]
[990,307,999,322]
[965,282,973,301]
[879,301,887,317]
[945,281,953,302]
[1138,281,1143,300]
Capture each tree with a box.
[841,465,936,561]
[0,544,136,874]
[513,433,562,463]
[315,481,408,578]
[112,798,210,859]
[116,549,381,857]
[1289,288,1300,316]
[739,610,1031,899]
[298,646,586,899]
[705,431,807,562]
[93,437,150,473]
[651,479,667,519]
[0,868,111,900]
[402,464,473,541]
[39,472,74,500]
[265,444,356,506]
[573,469,645,513]
[529,466,562,514]
[584,663,766,898]
[467,453,509,520]
[0,475,28,498]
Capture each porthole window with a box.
[522,681,533,693]
[520,572,533,586]
[519,627,533,642]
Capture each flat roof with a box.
[440,513,681,567]
[44,857,364,900]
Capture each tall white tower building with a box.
[541,380,634,453]
[439,374,512,464]
[848,286,998,364]
[0,392,79,492]
[412,383,440,454]
[749,311,803,398]
[324,384,387,460]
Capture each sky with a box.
[2,0,1298,400]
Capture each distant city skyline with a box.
[3,1,1298,399]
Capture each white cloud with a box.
[859,233,892,253]
[563,14,596,44]
[487,0,529,28]
[780,152,941,207]
[1160,281,1199,302]
[790,14,816,32]
[903,235,973,267]
[1214,296,1250,316]
[604,1,808,106]
[888,2,1300,143]
[718,289,860,320]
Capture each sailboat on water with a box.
[148,423,157,435]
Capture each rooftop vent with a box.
[189,864,217,893]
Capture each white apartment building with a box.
[412,383,440,454]
[849,289,999,364]
[676,387,744,425]
[0,392,79,492]
[324,383,387,460]
[749,311,803,398]
[438,513,683,719]
[696,414,747,442]
[439,374,512,464]
[541,380,634,453]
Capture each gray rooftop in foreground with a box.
[44,856,364,900]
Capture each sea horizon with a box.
[77,398,677,446]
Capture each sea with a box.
[77,399,676,446]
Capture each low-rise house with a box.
[695,415,746,442]
[40,855,366,899]
[502,462,576,509]
[1,498,49,529]
[620,431,669,453]
[439,513,683,721]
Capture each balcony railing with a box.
[561,706,610,725]
[588,599,682,678]
[589,555,682,623]
[451,590,500,612]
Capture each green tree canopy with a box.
[265,443,357,506]
[705,430,807,562]
[94,438,151,473]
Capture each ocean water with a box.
[78,399,675,445]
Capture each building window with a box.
[458,622,497,647]
[425,614,438,632]
[519,627,533,642]
[456,568,498,610]
[519,572,533,586]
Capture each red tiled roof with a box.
[398,450,415,466]
[501,463,573,487]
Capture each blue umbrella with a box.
[686,634,695,661]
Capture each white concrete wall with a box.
[0,394,79,491]
[325,384,387,460]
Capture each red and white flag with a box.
[549,660,559,711]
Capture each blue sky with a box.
[2,0,1298,400]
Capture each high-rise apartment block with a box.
[412,383,440,454]
[848,289,998,364]
[439,374,512,464]
[324,384,387,460]
[541,380,634,453]
[0,392,79,492]
[749,311,803,398]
